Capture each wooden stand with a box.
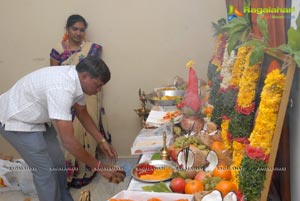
[260,50,296,201]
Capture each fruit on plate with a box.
[212,164,232,180]
[185,179,204,194]
[170,177,186,193]
[194,171,211,183]
[203,176,222,191]
[215,180,237,197]
[136,163,155,177]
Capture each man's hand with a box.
[96,163,126,184]
[99,141,118,162]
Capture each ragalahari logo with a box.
[228,5,243,21]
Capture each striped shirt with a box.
[0,66,85,131]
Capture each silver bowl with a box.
[146,90,185,106]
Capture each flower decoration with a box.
[248,69,286,154]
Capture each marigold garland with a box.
[228,47,261,139]
[236,48,261,112]
[230,141,245,187]
[249,69,286,154]
[229,46,250,88]
[221,118,232,150]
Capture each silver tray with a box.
[131,160,177,183]
[146,90,185,106]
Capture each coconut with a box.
[190,145,209,168]
[206,122,218,134]
[205,150,218,172]
[215,149,232,166]
[177,148,195,169]
[195,132,213,147]
[186,169,198,179]
[223,191,238,201]
[194,190,222,201]
[209,130,223,142]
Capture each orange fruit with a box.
[215,180,237,197]
[212,164,232,180]
[147,198,161,201]
[184,180,204,194]
[211,141,226,152]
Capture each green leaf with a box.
[296,12,300,31]
[288,28,300,51]
[240,29,250,43]
[218,18,227,26]
[142,182,171,192]
[151,153,161,160]
[293,52,300,67]
[277,44,293,54]
[249,46,265,65]
[226,24,248,37]
[227,31,241,54]
[239,39,264,48]
[257,15,269,43]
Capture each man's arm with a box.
[55,119,124,182]
[73,103,117,158]
[73,103,104,144]
[54,119,99,169]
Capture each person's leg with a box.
[0,124,59,201]
[43,125,74,201]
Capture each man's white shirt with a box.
[0,66,85,131]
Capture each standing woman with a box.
[50,14,111,188]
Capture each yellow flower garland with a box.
[249,69,286,154]
[221,118,231,150]
[229,46,250,88]
[236,48,261,109]
[230,141,245,187]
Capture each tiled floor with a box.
[0,156,139,201]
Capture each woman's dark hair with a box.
[76,56,111,84]
[66,14,88,29]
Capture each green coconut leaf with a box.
[288,28,300,51]
[240,39,264,48]
[294,52,300,67]
[296,12,300,31]
[250,45,265,66]
[240,28,250,43]
[277,44,293,54]
[257,15,269,42]
[227,31,242,54]
[212,18,227,36]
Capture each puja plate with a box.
[131,160,177,183]
[146,90,185,106]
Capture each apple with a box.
[170,148,180,162]
[170,177,186,193]
[194,171,211,182]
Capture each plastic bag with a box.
[0,159,37,195]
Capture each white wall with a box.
[0,1,226,157]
